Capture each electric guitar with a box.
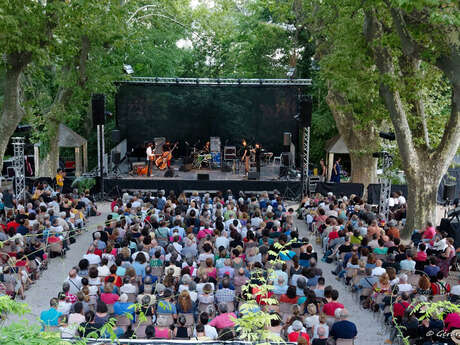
[155,142,178,170]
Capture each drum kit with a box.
[190,139,221,169]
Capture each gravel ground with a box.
[7,203,111,325]
[294,216,391,345]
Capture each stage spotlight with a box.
[379,131,395,140]
[123,64,134,75]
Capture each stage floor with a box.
[118,161,300,182]
[105,162,302,198]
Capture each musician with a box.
[162,142,172,168]
[255,143,261,174]
[241,139,250,174]
[146,142,155,176]
[203,141,210,153]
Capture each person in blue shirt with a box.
[132,253,147,278]
[40,298,63,330]
[156,289,177,317]
[113,293,135,320]
[330,308,357,340]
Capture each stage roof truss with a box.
[117,77,312,86]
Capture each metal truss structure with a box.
[302,126,310,197]
[117,77,312,86]
[12,137,25,202]
[379,152,393,221]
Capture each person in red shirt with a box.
[287,320,310,343]
[328,227,339,243]
[393,293,411,321]
[444,312,460,332]
[322,289,344,317]
[6,218,20,234]
[422,221,435,241]
[100,284,119,305]
[104,265,122,287]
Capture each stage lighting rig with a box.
[287,67,296,79]
[123,64,134,75]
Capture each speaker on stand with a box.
[110,151,122,177]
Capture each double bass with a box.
[155,142,178,170]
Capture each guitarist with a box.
[146,142,155,176]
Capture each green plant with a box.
[71,177,96,193]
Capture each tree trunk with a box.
[404,171,440,236]
[350,152,377,188]
[0,54,30,173]
[326,86,378,195]
[38,121,60,177]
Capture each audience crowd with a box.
[0,183,99,300]
[4,184,459,345]
[39,189,358,344]
[300,192,460,345]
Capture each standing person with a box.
[320,159,326,181]
[2,189,14,215]
[330,157,341,183]
[146,142,155,177]
[241,139,250,175]
[56,169,64,193]
[255,143,261,174]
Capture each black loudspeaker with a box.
[300,96,313,127]
[443,184,456,201]
[112,129,121,144]
[283,132,292,146]
[164,169,174,177]
[197,173,209,180]
[449,222,460,249]
[248,172,259,180]
[112,151,121,164]
[92,94,105,126]
[281,152,290,166]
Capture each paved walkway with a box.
[7,203,111,325]
[294,216,391,345]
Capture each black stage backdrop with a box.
[116,84,299,156]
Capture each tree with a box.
[23,0,136,177]
[0,0,61,174]
[263,0,380,189]
[362,0,460,233]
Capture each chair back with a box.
[127,293,137,303]
[107,303,115,314]
[116,314,132,327]
[156,314,174,327]
[178,313,195,327]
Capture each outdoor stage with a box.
[104,162,302,198]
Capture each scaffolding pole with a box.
[12,137,25,202]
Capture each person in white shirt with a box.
[397,274,413,294]
[65,269,82,295]
[83,246,101,265]
[146,142,155,176]
[120,277,138,294]
[57,292,72,315]
[215,230,229,250]
[372,260,386,276]
[397,192,406,205]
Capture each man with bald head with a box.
[65,268,82,295]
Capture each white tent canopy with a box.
[34,124,88,177]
